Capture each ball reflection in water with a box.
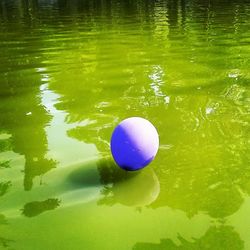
[99,167,160,207]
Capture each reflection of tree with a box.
[0,101,56,192]
[0,161,10,169]
[22,198,61,218]
[0,214,13,249]
[52,72,249,218]
[87,89,249,216]
[0,182,11,197]
[0,0,248,219]
[0,1,57,190]
[0,137,12,154]
[0,76,56,190]
[133,225,244,250]
[0,215,7,225]
[0,237,13,249]
[35,0,250,219]
[0,138,12,200]
[149,91,249,218]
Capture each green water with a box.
[0,0,249,249]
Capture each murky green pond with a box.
[0,0,249,249]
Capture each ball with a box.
[110,117,159,171]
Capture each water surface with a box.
[0,0,249,249]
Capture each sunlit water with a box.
[0,0,249,249]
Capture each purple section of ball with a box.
[110,117,159,171]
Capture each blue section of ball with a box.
[110,117,159,171]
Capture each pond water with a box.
[0,0,249,249]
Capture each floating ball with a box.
[110,117,159,171]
